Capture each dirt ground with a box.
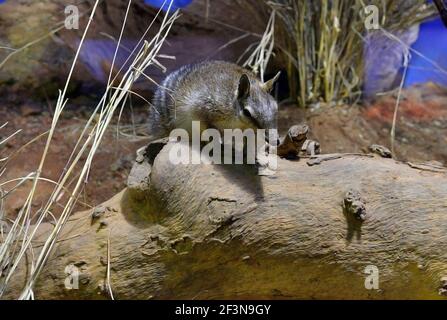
[1,83,446,219]
[284,83,447,163]
[0,103,148,218]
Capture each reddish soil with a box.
[0,104,149,219]
[279,83,447,163]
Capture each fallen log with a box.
[4,138,447,299]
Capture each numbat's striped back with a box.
[150,64,195,135]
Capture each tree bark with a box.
[4,141,447,299]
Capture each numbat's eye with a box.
[243,108,252,118]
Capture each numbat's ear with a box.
[262,71,281,93]
[237,74,251,100]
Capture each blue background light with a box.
[144,0,193,11]
[405,17,447,87]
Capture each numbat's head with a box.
[233,72,280,133]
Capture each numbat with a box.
[149,60,281,145]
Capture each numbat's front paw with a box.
[256,152,277,176]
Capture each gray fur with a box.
[149,61,279,141]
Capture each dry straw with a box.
[238,0,435,107]
[0,0,179,299]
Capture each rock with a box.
[301,139,321,156]
[364,26,420,100]
[91,206,106,221]
[369,144,392,158]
